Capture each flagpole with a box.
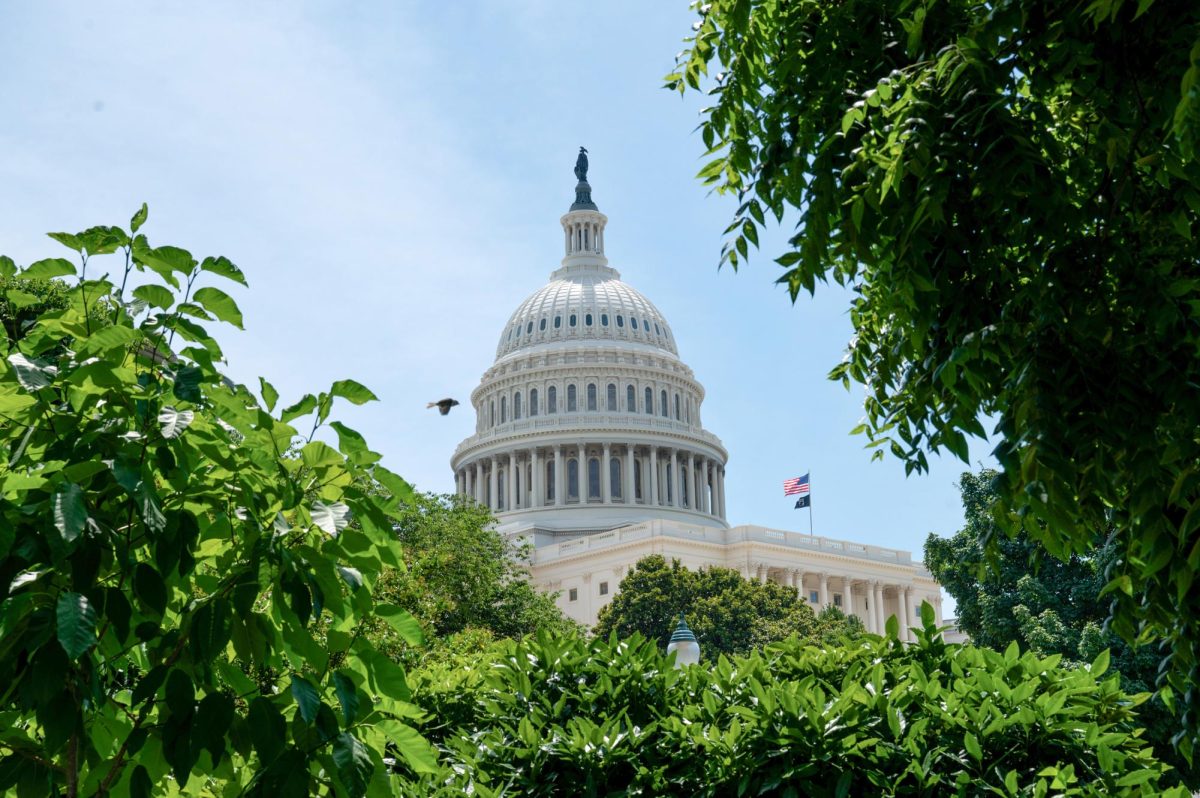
[808,472,814,536]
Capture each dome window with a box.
[585,313,593,326]
[588,458,601,500]
[567,384,577,412]
[514,391,522,420]
[569,314,577,327]
[526,322,533,334]
[547,386,557,414]
[539,318,547,331]
[644,387,653,415]
[601,313,609,327]
[568,459,579,500]
[674,394,681,421]
[530,388,539,417]
[587,384,597,411]
[554,316,562,329]
[610,458,622,500]
[630,317,638,330]
[660,390,668,417]
[606,383,617,411]
[655,323,661,335]
[626,385,635,412]
[501,396,508,423]
[616,315,625,328]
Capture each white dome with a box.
[496,264,677,360]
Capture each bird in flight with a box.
[427,398,460,415]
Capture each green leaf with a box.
[248,697,287,762]
[332,732,374,798]
[52,483,87,546]
[964,730,982,761]
[165,668,194,716]
[56,592,97,660]
[131,203,149,233]
[193,286,244,329]
[375,604,424,646]
[158,406,195,439]
[375,720,438,774]
[78,325,139,357]
[0,255,16,278]
[133,562,168,616]
[330,379,378,405]
[260,378,279,412]
[189,598,232,661]
[333,671,360,724]
[311,501,350,537]
[129,764,152,798]
[281,394,318,422]
[200,255,247,287]
[133,283,174,310]
[173,366,203,403]
[23,258,76,280]
[7,353,57,391]
[290,675,321,724]
[1090,648,1110,677]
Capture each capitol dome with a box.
[450,154,729,534]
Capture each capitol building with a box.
[451,153,943,635]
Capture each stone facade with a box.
[450,164,942,632]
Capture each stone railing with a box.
[453,413,725,458]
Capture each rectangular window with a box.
[809,590,819,604]
[599,581,609,596]
[568,588,578,602]
[833,593,843,608]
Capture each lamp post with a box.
[666,614,700,667]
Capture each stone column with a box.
[694,457,703,510]
[531,448,542,508]
[818,572,829,608]
[625,445,635,504]
[488,457,498,511]
[701,459,710,514]
[602,443,612,504]
[934,595,943,627]
[555,445,565,507]
[899,586,910,641]
[793,570,804,597]
[874,581,885,634]
[669,449,679,507]
[506,453,516,511]
[577,443,586,502]
[717,467,726,519]
[649,446,659,506]
[755,563,767,583]
[474,461,483,504]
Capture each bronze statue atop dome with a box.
[574,147,589,182]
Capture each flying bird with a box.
[427,398,460,416]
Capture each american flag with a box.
[783,474,810,496]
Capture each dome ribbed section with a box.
[495,265,677,360]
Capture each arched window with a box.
[587,384,597,411]
[601,313,609,326]
[606,383,617,411]
[500,396,507,423]
[539,318,547,331]
[568,459,579,500]
[626,384,635,412]
[547,386,557,414]
[567,384,577,412]
[554,315,562,329]
[634,459,643,501]
[569,314,577,327]
[530,388,539,416]
[660,390,668,417]
[514,392,522,420]
[545,460,555,502]
[674,394,681,421]
[655,323,661,335]
[526,321,532,334]
[585,313,593,326]
[588,458,601,500]
[489,401,495,426]
[644,387,653,415]
[630,317,638,330]
[665,464,673,504]
[616,315,625,328]
[610,458,622,499]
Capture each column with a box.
[694,457,703,510]
[934,595,943,627]
[555,445,565,506]
[874,581,885,634]
[649,446,659,506]
[474,461,483,504]
[506,453,516,511]
[532,448,542,508]
[899,586,910,641]
[577,443,586,502]
[488,457,498,511]
[818,572,829,608]
[793,570,804,597]
[755,563,767,582]
[602,443,612,504]
[624,445,635,504]
[717,467,726,519]
[669,449,679,507]
[701,459,710,514]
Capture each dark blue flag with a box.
[794,495,811,509]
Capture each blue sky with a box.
[1,2,993,604]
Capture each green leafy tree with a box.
[592,555,859,659]
[669,0,1200,751]
[927,470,1199,788]
[0,209,436,796]
[367,492,578,661]
[401,617,1186,796]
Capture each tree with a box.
[367,492,578,661]
[927,470,1199,788]
[592,555,859,659]
[0,210,436,796]
[670,0,1200,751]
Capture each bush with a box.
[403,611,1185,796]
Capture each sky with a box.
[0,1,995,611]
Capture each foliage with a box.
[0,210,436,796]
[366,492,578,663]
[592,555,860,659]
[926,470,1199,788]
[401,612,1184,796]
[669,0,1200,753]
